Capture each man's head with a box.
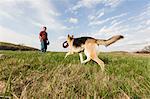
[42,26,47,31]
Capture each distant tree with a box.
[143,46,150,52]
[18,43,25,46]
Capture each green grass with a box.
[0,42,38,51]
[0,51,150,98]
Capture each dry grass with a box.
[0,51,150,98]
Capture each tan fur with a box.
[96,35,124,46]
[65,34,124,72]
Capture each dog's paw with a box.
[81,62,84,64]
[65,55,68,58]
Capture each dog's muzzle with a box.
[62,41,69,48]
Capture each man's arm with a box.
[46,32,48,40]
[39,32,42,41]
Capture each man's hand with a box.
[39,36,43,42]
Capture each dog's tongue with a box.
[62,41,69,48]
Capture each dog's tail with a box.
[96,35,124,47]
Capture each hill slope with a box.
[136,45,150,54]
[0,42,39,51]
[0,51,150,98]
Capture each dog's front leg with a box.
[65,51,73,58]
[79,53,91,64]
[79,53,84,63]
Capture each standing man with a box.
[39,26,49,52]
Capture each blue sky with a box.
[0,0,150,52]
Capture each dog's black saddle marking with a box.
[73,37,94,47]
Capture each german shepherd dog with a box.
[63,34,124,71]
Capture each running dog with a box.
[63,34,124,71]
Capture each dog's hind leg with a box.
[79,53,84,63]
[92,56,105,72]
[84,42,105,71]
[79,52,91,64]
[81,57,91,64]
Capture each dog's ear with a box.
[68,34,70,38]
[71,35,74,38]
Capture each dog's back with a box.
[73,37,95,47]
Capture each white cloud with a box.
[71,0,101,11]
[0,0,149,52]
[0,26,39,48]
[68,17,78,24]
[0,0,67,33]
[89,13,127,26]
[0,0,70,51]
[103,0,123,8]
[88,15,96,20]
[58,36,66,40]
[88,11,104,21]
[26,0,66,32]
[128,3,150,23]
[94,23,128,37]
[126,3,150,36]
[70,0,123,12]
[146,20,150,25]
[0,11,14,21]
[97,12,105,18]
[91,3,150,52]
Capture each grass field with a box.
[0,42,38,51]
[0,51,150,98]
